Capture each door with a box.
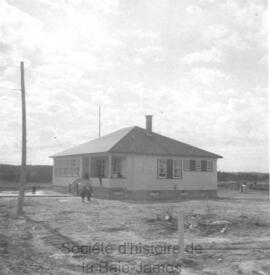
[82,157,89,178]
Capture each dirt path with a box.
[1,190,270,274]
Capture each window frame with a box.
[183,159,214,172]
[157,159,182,179]
[157,159,168,179]
[54,158,80,177]
[207,160,213,172]
[112,157,124,178]
[173,160,182,179]
[189,160,196,171]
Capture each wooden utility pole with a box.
[98,105,101,138]
[17,61,27,216]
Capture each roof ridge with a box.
[51,125,222,158]
[112,126,222,158]
[109,126,137,152]
[151,131,222,157]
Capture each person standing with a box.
[78,173,93,202]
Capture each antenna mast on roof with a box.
[98,105,101,138]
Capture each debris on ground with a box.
[1,189,270,275]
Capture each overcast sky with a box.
[0,0,268,172]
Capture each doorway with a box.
[82,157,89,178]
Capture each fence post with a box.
[76,183,79,195]
[178,211,184,261]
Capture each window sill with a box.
[55,175,80,178]
[157,177,183,180]
[184,171,213,172]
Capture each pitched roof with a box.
[50,127,134,157]
[51,126,222,158]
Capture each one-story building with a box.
[50,116,222,200]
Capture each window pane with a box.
[196,160,201,171]
[207,161,213,171]
[190,160,196,171]
[112,158,122,178]
[64,168,68,176]
[183,160,189,171]
[158,159,167,178]
[173,160,182,178]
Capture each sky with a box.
[0,0,268,172]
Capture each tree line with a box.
[0,164,52,183]
[218,171,269,182]
[0,164,268,183]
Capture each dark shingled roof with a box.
[51,126,222,158]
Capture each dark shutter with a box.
[201,160,207,171]
[167,159,173,178]
[157,160,159,178]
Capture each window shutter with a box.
[167,159,173,178]
[157,159,160,178]
[201,160,207,171]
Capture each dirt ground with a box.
[0,188,269,275]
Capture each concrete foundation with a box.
[54,185,217,201]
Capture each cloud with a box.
[202,24,229,42]
[182,48,222,64]
[0,0,43,51]
[186,4,203,17]
[0,0,268,172]
[188,67,228,85]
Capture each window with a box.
[112,157,123,178]
[74,168,79,176]
[183,159,213,172]
[207,160,213,172]
[195,160,201,171]
[91,157,108,178]
[111,156,126,178]
[190,160,196,171]
[157,159,167,178]
[54,158,80,177]
[183,160,189,171]
[173,160,182,178]
[64,168,68,176]
[157,159,182,179]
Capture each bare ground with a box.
[0,189,269,275]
